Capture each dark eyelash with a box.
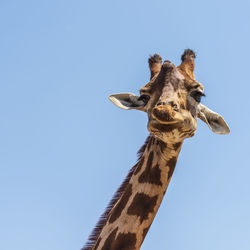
[190,91,205,102]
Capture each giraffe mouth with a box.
[148,120,181,136]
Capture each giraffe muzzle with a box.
[152,105,184,124]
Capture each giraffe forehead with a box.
[139,71,184,96]
[140,78,204,96]
[140,62,204,97]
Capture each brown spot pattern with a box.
[108,184,132,224]
[100,227,118,250]
[127,193,158,223]
[139,163,162,186]
[113,232,137,250]
[167,157,177,179]
[138,152,162,186]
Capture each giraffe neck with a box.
[84,136,183,250]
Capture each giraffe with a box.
[83,49,230,250]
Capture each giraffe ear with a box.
[198,103,230,134]
[108,93,146,110]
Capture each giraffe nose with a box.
[152,105,184,124]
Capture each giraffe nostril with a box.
[167,101,178,111]
[157,102,167,106]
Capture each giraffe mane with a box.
[82,136,152,250]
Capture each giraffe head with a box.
[109,49,230,143]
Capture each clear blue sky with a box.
[0,1,249,249]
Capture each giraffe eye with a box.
[190,91,205,103]
[138,94,150,104]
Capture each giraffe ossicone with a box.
[83,49,230,250]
